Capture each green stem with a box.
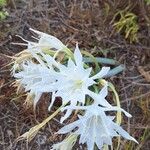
[83,57,119,65]
[105,65,125,77]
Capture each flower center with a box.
[74,80,83,89]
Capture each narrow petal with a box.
[74,43,82,66]
[91,67,110,80]
[87,90,112,107]
[57,121,79,134]
[30,28,66,50]
[29,28,44,36]
[113,123,138,143]
[84,67,92,78]
[40,53,56,68]
[31,84,57,93]
[33,92,42,109]
[86,139,95,150]
[61,105,88,112]
[39,35,65,50]
[28,47,45,67]
[103,106,132,118]
[60,109,72,123]
[48,92,56,111]
[67,58,76,68]
[95,138,103,150]
[98,83,108,98]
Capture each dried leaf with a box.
[16,105,63,142]
[138,66,150,82]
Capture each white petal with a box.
[103,106,132,118]
[39,35,65,50]
[71,91,85,104]
[33,92,42,109]
[109,116,116,120]
[28,48,45,67]
[98,83,108,98]
[91,67,110,80]
[84,68,92,78]
[48,92,56,111]
[57,120,79,134]
[60,109,72,123]
[67,58,76,68]
[27,42,41,53]
[30,28,66,50]
[52,134,78,150]
[61,105,88,112]
[95,138,103,149]
[29,28,44,36]
[86,138,95,150]
[87,90,112,107]
[40,53,56,68]
[74,43,82,66]
[31,84,57,93]
[113,123,138,143]
[101,135,112,145]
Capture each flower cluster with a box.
[12,29,138,150]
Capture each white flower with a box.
[46,44,110,122]
[15,28,67,51]
[58,105,138,150]
[13,42,110,120]
[14,61,59,107]
[51,134,78,150]
[29,28,67,51]
[12,29,68,63]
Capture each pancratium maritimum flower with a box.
[13,28,67,52]
[11,28,69,71]
[45,44,110,122]
[29,28,67,51]
[58,105,138,150]
[13,60,60,107]
[11,28,138,150]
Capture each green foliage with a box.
[145,0,150,5]
[0,10,8,20]
[112,11,139,43]
[0,0,6,7]
[0,0,8,20]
